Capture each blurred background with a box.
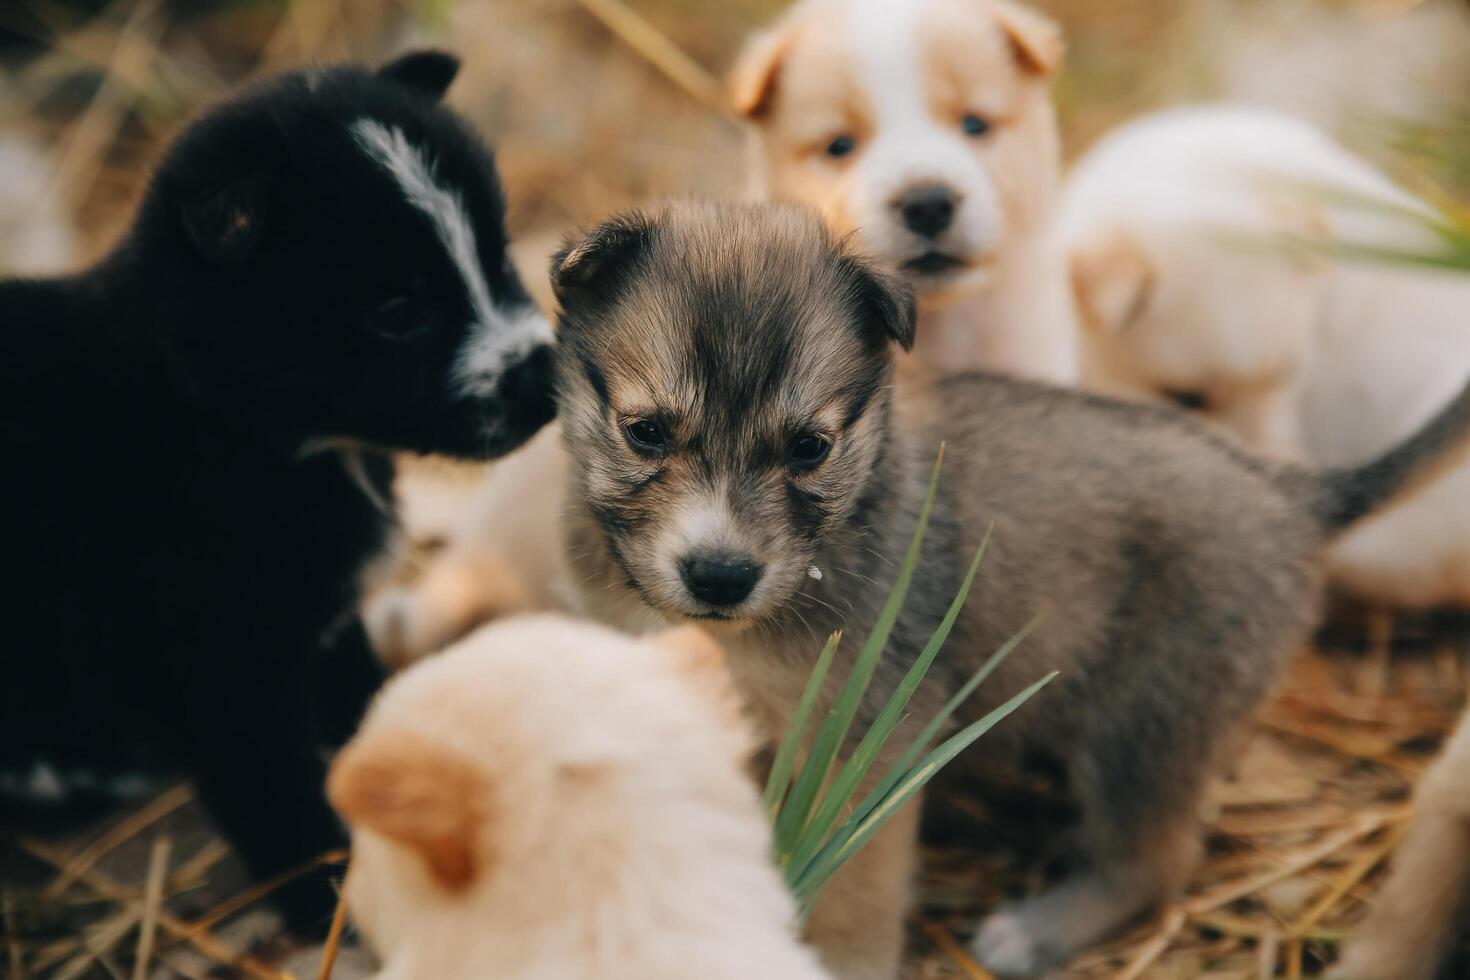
[2,0,1469,286]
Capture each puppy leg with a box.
[179,668,345,934]
[311,615,386,749]
[364,547,534,668]
[975,685,1217,974]
[803,791,921,980]
[1330,713,1470,980]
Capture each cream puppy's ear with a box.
[1069,228,1155,334]
[328,730,489,891]
[728,25,797,118]
[991,0,1064,76]
[654,626,748,728]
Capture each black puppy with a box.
[0,51,554,929]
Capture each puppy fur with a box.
[1061,105,1470,609]
[542,201,1470,977]
[374,200,1470,975]
[729,0,1079,382]
[329,614,830,980]
[1328,709,1470,980]
[0,52,555,929]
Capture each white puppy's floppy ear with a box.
[328,729,488,892]
[1069,228,1154,335]
[991,0,1064,77]
[728,25,796,118]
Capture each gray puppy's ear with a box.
[550,212,654,305]
[837,249,918,351]
[377,50,460,101]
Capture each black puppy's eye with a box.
[789,433,832,470]
[366,296,425,340]
[825,134,857,159]
[961,113,991,138]
[624,418,667,452]
[1163,388,1210,412]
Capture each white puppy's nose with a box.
[894,183,961,238]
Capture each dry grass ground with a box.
[3,625,1466,979]
[4,0,1470,977]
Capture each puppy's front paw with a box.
[973,911,1056,977]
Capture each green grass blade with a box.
[841,612,1045,833]
[793,670,1059,911]
[771,446,945,855]
[783,527,992,881]
[762,630,842,818]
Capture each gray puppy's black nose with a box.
[681,553,762,608]
[898,183,958,238]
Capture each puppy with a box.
[329,614,830,980]
[1061,105,1470,609]
[1329,709,1470,980]
[0,52,555,929]
[727,0,1078,382]
[542,200,1470,978]
[0,136,74,275]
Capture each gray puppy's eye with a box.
[789,432,831,470]
[624,418,667,452]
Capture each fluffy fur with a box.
[1328,709,1470,980]
[728,0,1078,382]
[1061,104,1470,609]
[372,200,1470,977]
[330,614,829,980]
[0,52,555,930]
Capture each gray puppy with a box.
[547,201,1470,978]
[380,200,1470,979]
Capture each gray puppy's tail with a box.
[1308,377,1470,532]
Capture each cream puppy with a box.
[1329,709,1470,980]
[1062,105,1470,608]
[729,0,1078,381]
[329,614,829,980]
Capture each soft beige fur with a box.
[330,613,829,980]
[729,0,1078,381]
[1329,709,1470,980]
[1061,104,1470,609]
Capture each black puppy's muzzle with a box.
[495,343,557,437]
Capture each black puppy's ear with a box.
[378,50,460,101]
[551,212,654,304]
[838,249,917,351]
[181,172,272,265]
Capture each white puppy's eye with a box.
[961,113,992,138]
[825,135,856,159]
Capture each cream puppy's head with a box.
[327,615,766,967]
[730,0,1062,304]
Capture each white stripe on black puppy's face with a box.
[553,202,914,625]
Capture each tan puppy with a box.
[1329,710,1470,980]
[329,614,829,980]
[729,0,1078,381]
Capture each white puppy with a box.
[1061,105,1470,609]
[0,137,75,275]
[330,613,829,980]
[1329,707,1470,980]
[729,0,1078,382]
